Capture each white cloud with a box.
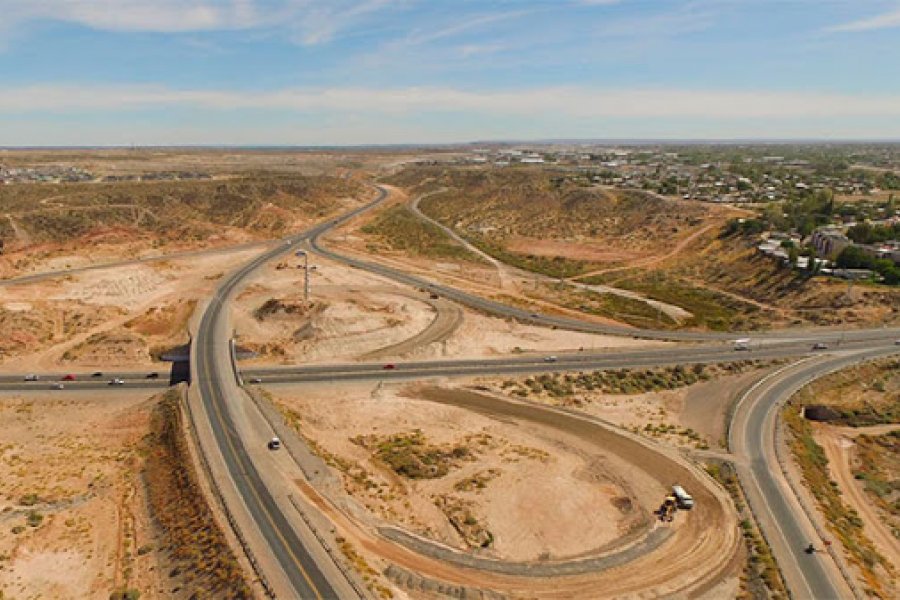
[285,0,400,46]
[0,0,400,41]
[826,6,900,32]
[2,84,900,120]
[2,0,258,33]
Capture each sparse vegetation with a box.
[579,269,755,330]
[853,432,900,532]
[361,204,486,263]
[793,358,899,427]
[706,462,787,599]
[143,389,252,597]
[782,402,891,597]
[335,536,394,599]
[432,494,494,549]
[352,430,474,480]
[499,361,772,402]
[0,173,361,246]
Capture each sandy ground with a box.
[814,423,900,580]
[234,251,658,366]
[271,379,741,598]
[0,389,167,599]
[0,247,262,371]
[273,382,644,562]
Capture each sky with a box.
[1,0,900,145]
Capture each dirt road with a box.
[815,423,900,568]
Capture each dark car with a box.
[145,372,159,379]
[91,371,103,378]
[61,374,76,381]
[383,363,396,370]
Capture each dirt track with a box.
[360,297,463,360]
[815,424,900,569]
[290,384,740,598]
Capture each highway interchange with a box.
[3,183,899,599]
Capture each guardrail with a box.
[287,495,368,600]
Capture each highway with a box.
[731,347,900,600]
[239,337,899,384]
[3,181,898,598]
[187,186,388,598]
[310,209,900,344]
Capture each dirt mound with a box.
[254,298,325,321]
[61,330,150,364]
[125,299,196,338]
[0,301,124,360]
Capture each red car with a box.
[383,364,396,370]
[61,374,76,381]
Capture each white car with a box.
[108,378,125,386]
[544,356,558,363]
[54,383,64,390]
[24,374,39,381]
[267,437,281,450]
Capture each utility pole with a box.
[296,250,310,301]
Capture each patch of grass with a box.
[579,270,755,331]
[361,205,485,263]
[18,493,41,506]
[706,462,787,599]
[453,469,501,492]
[352,430,474,480]
[534,282,678,328]
[469,236,590,277]
[500,361,771,402]
[26,510,43,527]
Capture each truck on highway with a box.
[672,485,694,509]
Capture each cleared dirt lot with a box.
[0,390,163,599]
[0,247,261,372]
[234,251,658,366]
[271,380,741,598]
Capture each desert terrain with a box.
[0,387,254,600]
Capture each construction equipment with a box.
[658,496,678,522]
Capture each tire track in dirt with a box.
[361,297,463,360]
[816,424,900,566]
[292,385,740,598]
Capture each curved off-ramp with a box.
[360,294,463,360]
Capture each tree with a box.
[788,246,799,267]
[836,246,875,270]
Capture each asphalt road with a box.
[731,347,900,600]
[310,219,900,344]
[0,239,273,288]
[237,337,899,385]
[188,186,388,599]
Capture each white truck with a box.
[672,485,694,510]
